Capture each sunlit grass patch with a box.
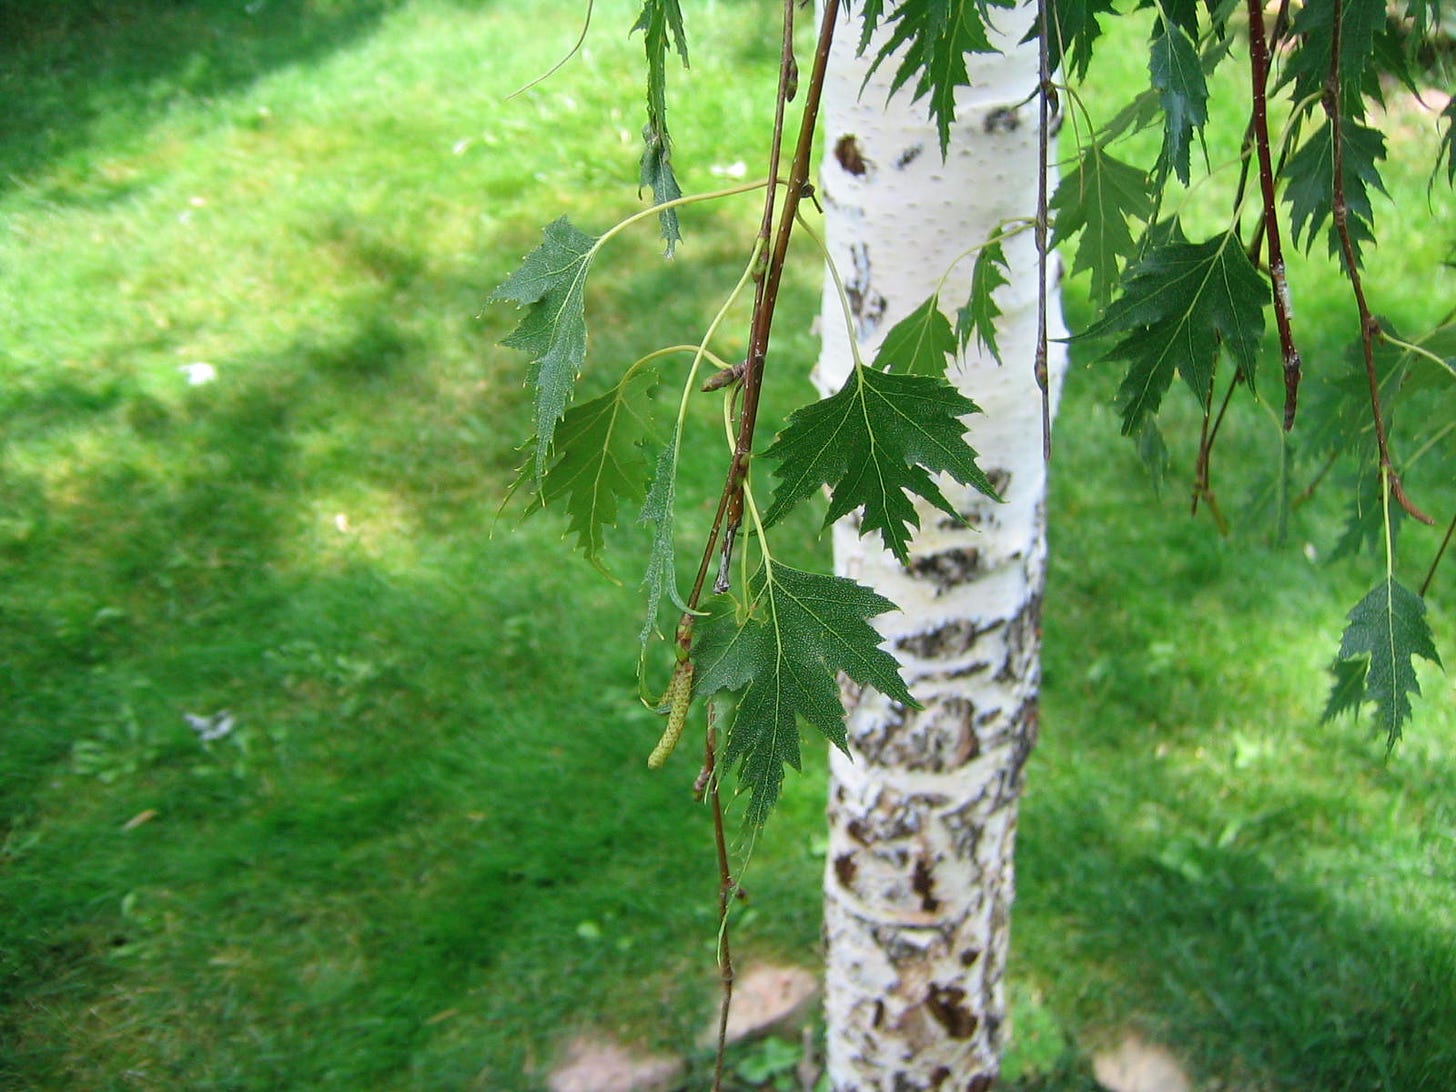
[2,1,1454,1089]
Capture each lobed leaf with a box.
[861,0,1011,157]
[1281,0,1388,118]
[1082,225,1269,435]
[489,217,600,478]
[1282,117,1388,266]
[957,241,1010,363]
[537,368,659,568]
[1049,142,1151,307]
[1027,0,1119,81]
[1148,17,1207,185]
[638,437,686,644]
[633,0,690,255]
[693,564,915,825]
[1323,578,1443,746]
[762,365,998,563]
[873,294,957,377]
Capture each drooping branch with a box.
[1245,0,1302,429]
[1324,0,1434,525]
[1035,0,1054,459]
[686,0,843,608]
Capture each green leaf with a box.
[873,294,957,376]
[957,241,1009,363]
[489,217,600,477]
[1323,578,1443,746]
[1082,226,1269,435]
[1148,18,1208,184]
[863,0,1011,157]
[1436,97,1456,188]
[693,564,915,826]
[538,368,659,567]
[1282,0,1387,117]
[1134,416,1169,494]
[1282,117,1388,265]
[638,437,686,644]
[1049,143,1151,306]
[762,366,998,564]
[1321,656,1370,722]
[632,0,689,255]
[1028,0,1119,81]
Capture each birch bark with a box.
[814,4,1066,1087]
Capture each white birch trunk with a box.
[815,3,1066,1088]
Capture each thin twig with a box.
[1035,0,1053,460]
[704,718,737,1092]
[1324,2,1434,525]
[1420,509,1455,598]
[681,4,843,1084]
[1246,0,1302,429]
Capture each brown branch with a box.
[686,0,842,608]
[1420,509,1456,597]
[1035,0,1053,461]
[702,713,737,1092]
[1191,366,1235,534]
[1324,2,1434,525]
[1246,0,1302,429]
[674,4,843,1084]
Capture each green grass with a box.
[2,2,1453,1090]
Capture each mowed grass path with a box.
[2,2,1454,1089]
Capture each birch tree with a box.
[814,4,1064,1086]
[490,0,1454,1086]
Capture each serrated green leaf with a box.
[1321,655,1369,722]
[1025,0,1119,81]
[489,217,600,478]
[693,564,915,826]
[1082,227,1269,435]
[1435,97,1455,188]
[957,241,1009,363]
[1148,18,1208,184]
[863,0,1011,157]
[638,436,687,644]
[762,366,998,563]
[1282,0,1387,117]
[873,295,957,376]
[1331,468,1403,562]
[632,0,689,255]
[1050,143,1151,306]
[538,368,659,567]
[1282,117,1388,265]
[1323,578,1443,746]
[1135,415,1169,494]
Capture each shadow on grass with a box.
[0,0,405,195]
[1017,760,1456,1089]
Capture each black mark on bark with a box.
[925,983,978,1040]
[896,618,1004,660]
[845,242,886,335]
[909,547,984,595]
[966,1076,995,1092]
[895,143,924,169]
[959,947,981,967]
[834,853,858,889]
[911,856,940,913]
[929,1067,952,1089]
[835,134,867,176]
[983,106,1021,134]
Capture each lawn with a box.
[1,1,1453,1090]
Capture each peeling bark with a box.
[816,3,1066,1088]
